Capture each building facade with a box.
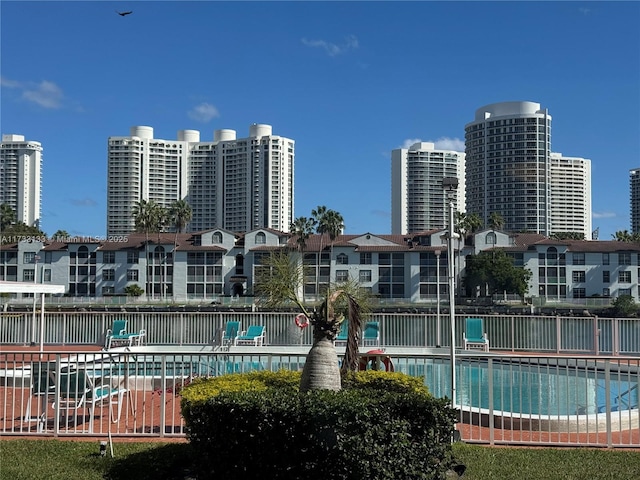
[631,168,640,234]
[0,134,42,228]
[465,101,553,235]
[2,228,638,305]
[107,124,294,236]
[391,142,465,234]
[549,152,592,239]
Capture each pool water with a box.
[397,359,639,416]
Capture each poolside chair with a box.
[105,319,143,349]
[362,321,380,347]
[334,319,349,346]
[23,362,57,432]
[463,317,489,352]
[235,325,266,346]
[221,321,241,347]
[52,367,128,433]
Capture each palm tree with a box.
[0,203,16,230]
[488,212,505,231]
[168,200,192,299]
[290,216,316,253]
[612,230,640,242]
[254,250,369,392]
[51,230,70,240]
[323,209,344,285]
[132,199,164,297]
[311,206,328,298]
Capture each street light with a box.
[434,249,441,348]
[442,177,459,409]
[30,254,41,346]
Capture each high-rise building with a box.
[631,168,640,234]
[549,153,592,239]
[0,134,42,228]
[465,101,553,234]
[391,142,465,234]
[107,124,294,235]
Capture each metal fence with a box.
[1,312,639,355]
[0,348,637,448]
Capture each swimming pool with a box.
[393,357,639,416]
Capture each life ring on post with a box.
[295,313,310,329]
[358,349,394,372]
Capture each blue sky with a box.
[2,1,638,240]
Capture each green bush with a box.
[181,370,456,480]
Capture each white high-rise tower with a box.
[107,124,294,235]
[391,142,465,234]
[0,134,42,228]
[465,101,552,234]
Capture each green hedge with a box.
[181,370,457,480]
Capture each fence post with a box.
[555,315,561,354]
[594,315,600,355]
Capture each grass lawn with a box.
[0,440,638,480]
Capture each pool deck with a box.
[1,344,638,447]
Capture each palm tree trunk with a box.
[300,336,341,392]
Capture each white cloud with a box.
[401,138,422,149]
[301,34,359,56]
[593,211,616,219]
[1,76,64,109]
[188,102,220,122]
[398,137,465,151]
[431,137,465,151]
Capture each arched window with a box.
[336,253,349,265]
[255,232,266,245]
[212,232,223,244]
[485,232,497,245]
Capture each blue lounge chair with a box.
[236,325,266,346]
[334,319,348,346]
[105,320,144,349]
[362,321,380,347]
[221,321,241,347]
[463,317,489,351]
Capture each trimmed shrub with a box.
[181,370,457,480]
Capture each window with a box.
[127,251,138,264]
[127,269,138,281]
[619,288,631,296]
[103,269,115,281]
[23,269,35,282]
[602,253,610,265]
[619,271,631,283]
[336,253,348,265]
[603,288,610,297]
[335,270,348,282]
[255,232,266,245]
[43,269,51,282]
[572,253,585,265]
[102,286,115,295]
[572,271,585,283]
[603,271,610,283]
[485,232,497,245]
[573,288,586,298]
[103,251,115,263]
[359,270,372,282]
[619,253,631,265]
[360,252,372,265]
[23,252,36,264]
[212,232,223,244]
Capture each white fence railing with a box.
[1,349,637,447]
[1,312,639,355]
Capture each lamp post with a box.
[442,177,459,409]
[434,249,441,348]
[30,254,40,346]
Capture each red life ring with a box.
[295,313,310,329]
[358,350,394,372]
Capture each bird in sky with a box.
[116,10,133,17]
